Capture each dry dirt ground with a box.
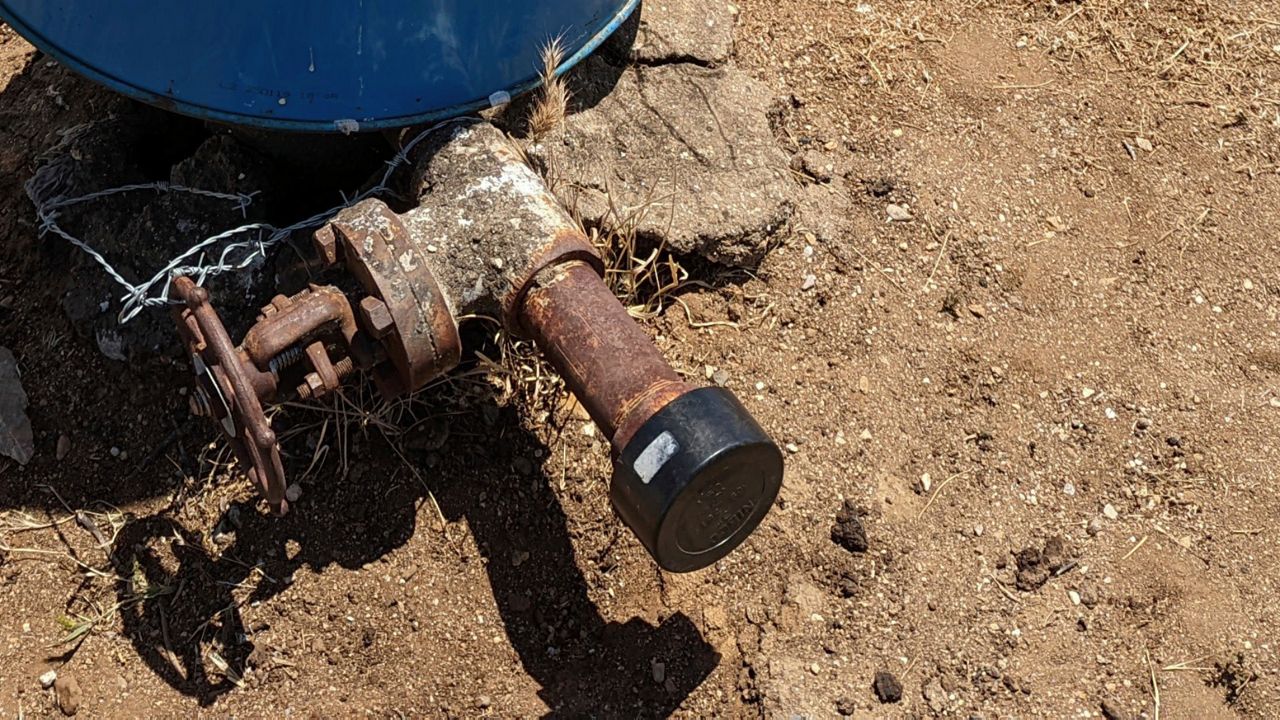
[3,1,1280,718]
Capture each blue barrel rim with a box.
[0,0,639,133]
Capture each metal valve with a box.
[173,120,783,571]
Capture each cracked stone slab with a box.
[606,0,738,66]
[534,62,794,266]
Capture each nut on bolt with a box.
[302,372,327,400]
[358,296,395,339]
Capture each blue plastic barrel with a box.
[0,0,638,132]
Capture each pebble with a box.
[973,524,984,537]
[285,483,303,503]
[54,673,80,716]
[1101,698,1130,720]
[1087,517,1104,536]
[109,446,121,458]
[1134,137,1154,152]
[1069,590,1082,605]
[886,203,913,222]
[1102,504,1119,521]
[785,443,800,454]
[859,429,873,441]
[56,434,71,461]
[39,669,57,688]
[801,274,817,291]
[476,695,492,709]
[967,303,986,318]
[873,669,904,703]
[1081,387,1096,399]
[921,473,932,492]
[1244,279,1254,291]
[651,661,666,683]
[1063,482,1076,496]
[712,369,730,387]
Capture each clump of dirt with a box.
[1014,535,1072,591]
[1212,653,1259,705]
[829,499,868,553]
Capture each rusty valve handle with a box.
[172,276,290,514]
[520,261,784,573]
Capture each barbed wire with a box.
[25,117,471,324]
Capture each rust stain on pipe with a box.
[521,260,694,451]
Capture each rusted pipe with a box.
[521,260,692,451]
[241,286,358,370]
[519,259,782,573]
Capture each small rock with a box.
[1081,387,1096,399]
[38,669,57,689]
[476,695,492,709]
[651,661,666,684]
[785,442,800,454]
[1078,581,1100,609]
[56,434,71,461]
[921,473,932,492]
[1134,137,1154,152]
[835,696,857,715]
[1101,698,1130,720]
[968,303,987,318]
[1063,482,1076,496]
[1087,517,1104,536]
[54,673,80,716]
[830,500,869,553]
[1103,503,1119,521]
[801,274,817,291]
[859,429,873,442]
[973,523,984,537]
[873,669,904,703]
[712,369,731,387]
[285,483,303,503]
[922,677,947,712]
[1068,590,1082,605]
[886,203,913,222]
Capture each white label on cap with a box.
[634,431,680,485]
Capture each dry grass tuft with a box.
[529,35,570,139]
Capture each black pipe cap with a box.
[611,387,784,573]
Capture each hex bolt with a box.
[358,296,395,339]
[313,225,339,267]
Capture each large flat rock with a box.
[533,62,794,266]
